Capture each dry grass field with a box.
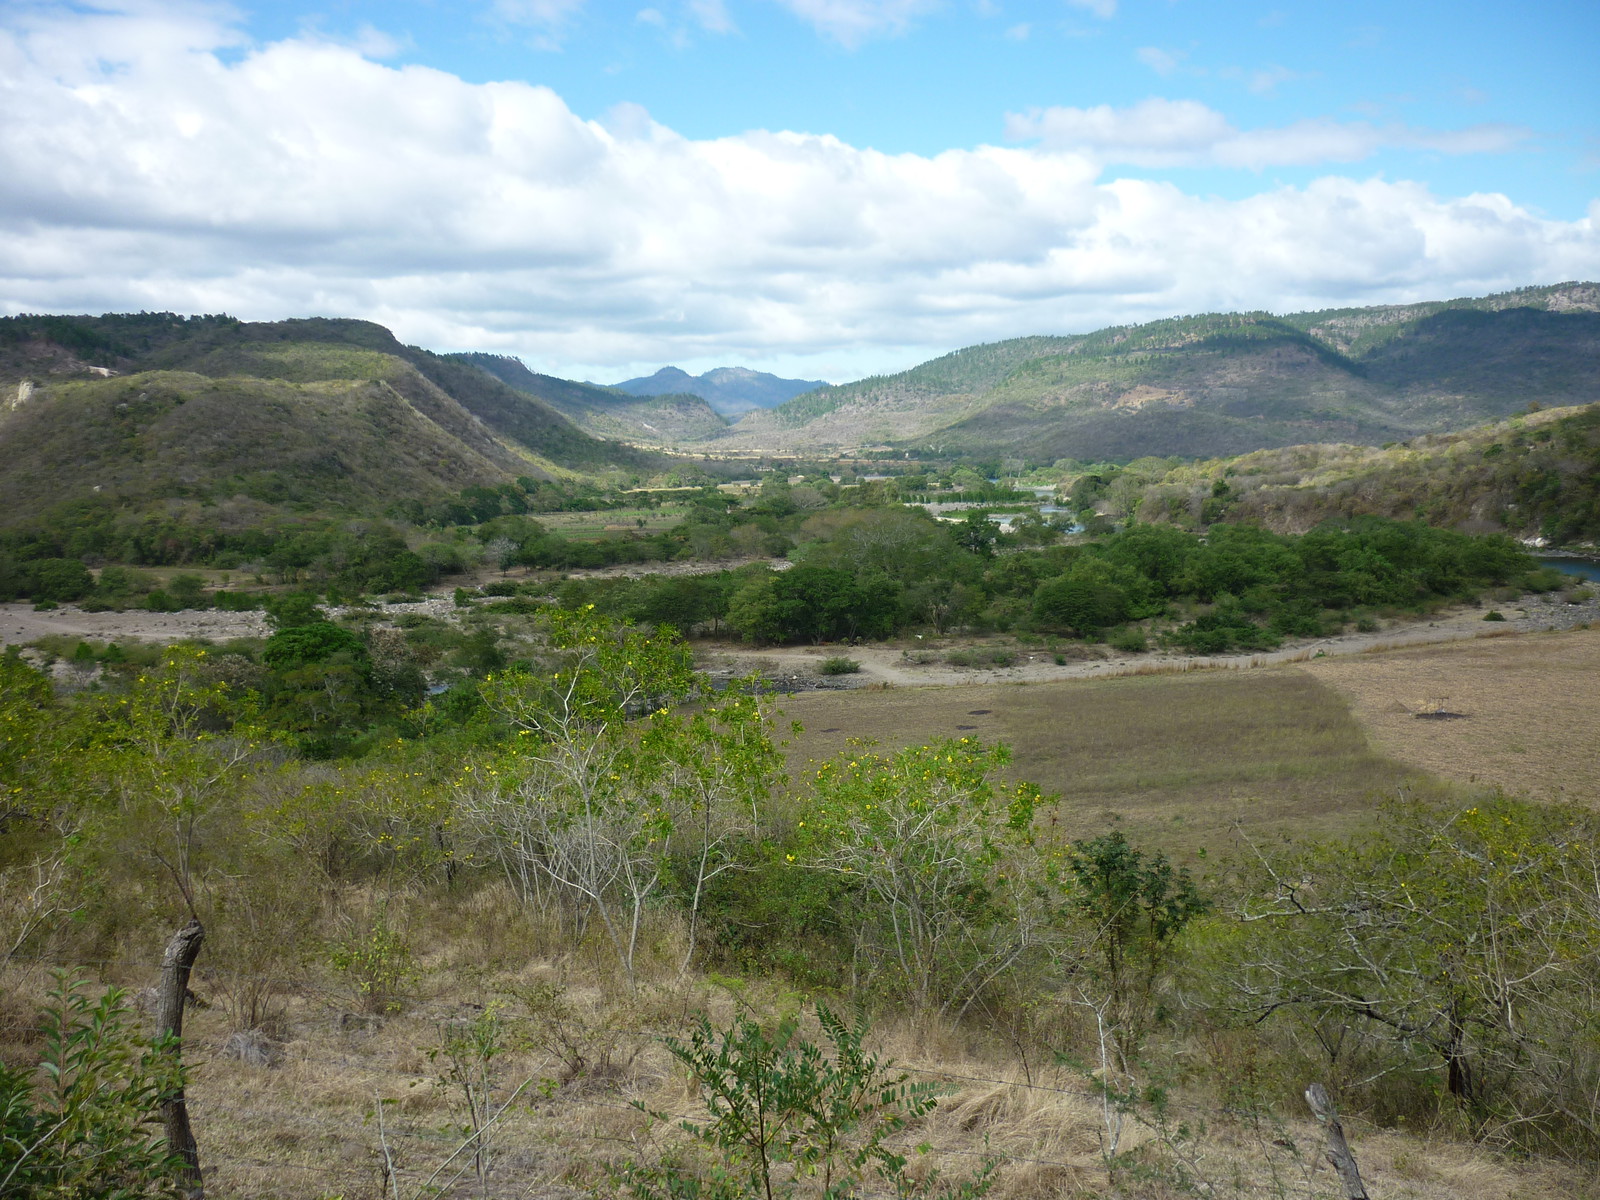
[9,908,1590,1200]
[1298,625,1600,806]
[779,668,1433,860]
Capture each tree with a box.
[1217,795,1600,1152]
[796,739,1044,1016]
[1058,832,1208,1065]
[463,608,698,987]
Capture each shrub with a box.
[1483,610,1506,621]
[818,656,861,675]
[1107,625,1148,653]
[328,912,415,1014]
[0,973,187,1196]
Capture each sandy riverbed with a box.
[4,588,1594,686]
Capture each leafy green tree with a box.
[797,739,1044,1016]
[26,559,93,603]
[1059,832,1208,1064]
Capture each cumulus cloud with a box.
[0,9,1592,379]
[770,0,940,47]
[1005,98,1531,169]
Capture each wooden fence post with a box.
[1304,1082,1369,1200]
[157,919,206,1200]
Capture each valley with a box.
[4,291,1600,1200]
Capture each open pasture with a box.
[534,504,685,539]
[1300,624,1600,805]
[780,667,1429,859]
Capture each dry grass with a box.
[1297,625,1600,805]
[780,667,1431,858]
[9,879,1597,1200]
[34,955,1587,1200]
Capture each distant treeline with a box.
[551,515,1549,652]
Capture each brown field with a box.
[779,667,1434,861]
[1298,624,1600,805]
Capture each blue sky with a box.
[1,0,1596,383]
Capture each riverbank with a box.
[701,590,1600,690]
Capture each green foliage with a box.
[796,739,1042,1015]
[0,973,187,1198]
[626,1007,996,1200]
[328,911,415,1014]
[1216,795,1600,1152]
[1059,833,1208,1060]
[817,657,860,676]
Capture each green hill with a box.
[1111,401,1600,546]
[0,313,656,527]
[710,284,1600,460]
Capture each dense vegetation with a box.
[4,608,1599,1197]
[557,511,1548,652]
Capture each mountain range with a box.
[3,284,1597,532]
[706,282,1600,461]
[609,365,827,415]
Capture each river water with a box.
[1536,554,1600,583]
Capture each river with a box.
[1536,554,1600,584]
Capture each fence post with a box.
[157,919,206,1200]
[1304,1082,1369,1200]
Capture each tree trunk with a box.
[1304,1082,1368,1200]
[157,919,206,1200]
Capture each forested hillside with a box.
[1101,401,1600,545]
[0,313,656,527]
[711,283,1600,459]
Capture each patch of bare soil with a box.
[0,602,272,647]
[1297,624,1600,805]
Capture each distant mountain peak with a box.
[611,364,826,416]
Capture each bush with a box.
[1483,610,1507,621]
[0,973,188,1196]
[1107,625,1147,653]
[818,656,861,675]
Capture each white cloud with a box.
[494,0,586,48]
[687,0,735,33]
[1135,46,1183,76]
[1006,98,1531,170]
[0,9,1592,379]
[770,0,941,48]
[1065,0,1116,19]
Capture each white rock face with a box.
[8,380,34,410]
